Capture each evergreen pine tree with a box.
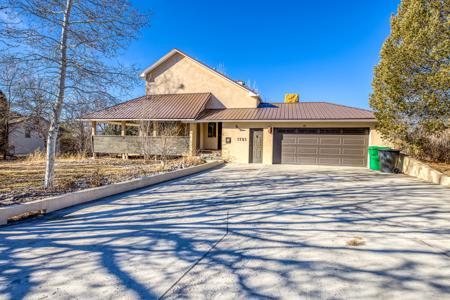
[370,0,450,160]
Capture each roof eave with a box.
[77,118,197,122]
[194,118,377,123]
[139,49,179,78]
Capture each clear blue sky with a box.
[124,1,400,109]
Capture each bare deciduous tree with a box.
[138,120,154,161]
[137,121,188,165]
[155,122,189,166]
[0,1,150,188]
[0,56,27,159]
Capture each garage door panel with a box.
[319,137,341,145]
[298,147,318,154]
[296,137,319,145]
[282,135,318,145]
[342,148,366,156]
[282,145,297,152]
[282,157,297,164]
[342,137,367,145]
[319,147,341,155]
[318,157,341,165]
[279,128,368,167]
[281,135,297,143]
[297,157,318,164]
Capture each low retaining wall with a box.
[0,160,224,225]
[402,156,449,187]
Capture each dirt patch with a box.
[346,237,366,247]
[0,156,205,207]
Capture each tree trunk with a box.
[0,90,9,160]
[3,121,8,160]
[44,0,73,189]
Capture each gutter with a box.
[191,119,377,123]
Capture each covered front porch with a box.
[89,120,222,159]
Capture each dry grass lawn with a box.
[0,155,204,207]
[429,162,450,176]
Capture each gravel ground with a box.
[0,164,449,299]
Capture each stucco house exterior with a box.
[81,49,387,167]
[8,116,47,156]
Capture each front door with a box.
[250,129,263,163]
[196,123,201,150]
[218,122,222,150]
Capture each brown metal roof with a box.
[198,102,375,121]
[81,95,374,122]
[80,93,211,120]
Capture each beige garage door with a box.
[277,128,369,167]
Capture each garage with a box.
[273,128,369,167]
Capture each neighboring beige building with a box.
[8,117,47,156]
[81,48,389,168]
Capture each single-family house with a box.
[8,115,47,156]
[80,49,387,167]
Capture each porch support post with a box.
[189,123,197,156]
[91,121,97,159]
[121,121,128,160]
[153,121,158,137]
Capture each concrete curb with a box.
[402,156,449,187]
[0,160,224,225]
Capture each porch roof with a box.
[80,93,211,121]
[198,102,375,121]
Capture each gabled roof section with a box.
[80,93,211,121]
[140,48,259,97]
[198,102,375,121]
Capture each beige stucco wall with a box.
[9,124,46,155]
[369,129,393,147]
[145,53,259,109]
[201,122,219,150]
[221,123,250,163]
[221,121,388,165]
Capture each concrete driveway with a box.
[1,164,449,299]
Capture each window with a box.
[342,128,369,135]
[319,128,341,135]
[25,127,31,138]
[207,122,216,138]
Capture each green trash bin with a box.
[368,146,390,170]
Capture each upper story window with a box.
[207,122,216,138]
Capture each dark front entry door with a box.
[196,123,200,150]
[218,122,222,150]
[250,129,263,163]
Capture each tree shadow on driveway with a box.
[0,165,449,299]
